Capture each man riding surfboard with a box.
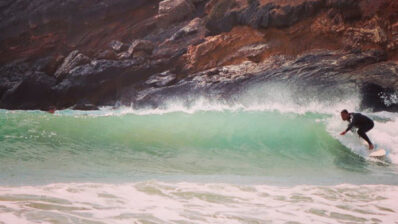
[340,109,374,150]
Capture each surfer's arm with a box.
[343,115,358,133]
[344,122,354,133]
[340,122,353,135]
[341,118,356,135]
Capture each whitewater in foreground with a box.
[0,89,398,223]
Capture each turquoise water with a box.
[1,109,397,186]
[1,108,398,223]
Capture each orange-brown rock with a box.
[183,26,265,72]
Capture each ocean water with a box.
[0,92,398,223]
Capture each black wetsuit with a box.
[345,113,374,145]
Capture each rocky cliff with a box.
[0,0,397,111]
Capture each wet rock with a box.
[54,50,90,80]
[145,71,177,87]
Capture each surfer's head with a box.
[340,109,350,121]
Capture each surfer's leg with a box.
[358,122,374,148]
[358,129,372,145]
[358,124,374,149]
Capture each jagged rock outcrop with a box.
[0,0,397,111]
[145,71,177,87]
[54,50,90,80]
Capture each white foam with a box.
[0,182,397,224]
[57,92,361,118]
[49,81,361,117]
[369,116,398,163]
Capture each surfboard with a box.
[369,149,386,158]
[359,139,387,159]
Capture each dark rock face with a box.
[53,59,147,107]
[0,0,150,41]
[0,0,397,111]
[0,0,157,65]
[0,72,56,110]
[205,0,366,35]
[0,62,28,99]
[360,83,398,112]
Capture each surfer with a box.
[340,110,374,150]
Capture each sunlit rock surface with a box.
[0,0,397,111]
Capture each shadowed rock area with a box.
[0,0,397,111]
